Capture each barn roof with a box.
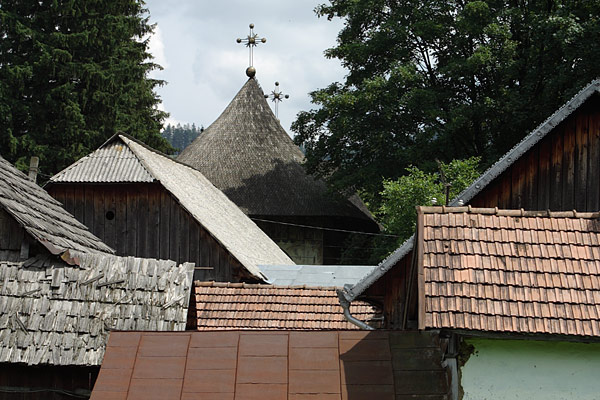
[92,330,402,399]
[0,155,113,256]
[177,78,376,222]
[0,251,194,366]
[193,281,381,330]
[258,264,376,287]
[49,134,294,280]
[342,78,600,302]
[414,206,600,339]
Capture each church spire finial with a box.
[264,81,289,119]
[236,23,266,78]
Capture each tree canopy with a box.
[293,0,600,201]
[0,0,173,175]
[161,123,203,154]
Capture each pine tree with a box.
[0,0,173,174]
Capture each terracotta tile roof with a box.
[93,330,444,400]
[193,281,381,330]
[416,206,600,338]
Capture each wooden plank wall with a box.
[0,208,23,253]
[48,183,246,282]
[471,96,600,211]
[0,363,98,400]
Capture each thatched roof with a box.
[177,78,376,222]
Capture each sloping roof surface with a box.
[343,78,600,302]
[49,140,155,183]
[258,264,376,287]
[50,134,294,279]
[0,155,113,255]
[193,281,380,330]
[0,251,194,366]
[417,206,600,338]
[92,330,403,400]
[177,78,376,222]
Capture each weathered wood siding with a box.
[0,364,98,400]
[48,183,247,281]
[377,95,600,329]
[256,216,377,265]
[471,95,600,211]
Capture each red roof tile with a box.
[416,206,600,338]
[193,282,381,330]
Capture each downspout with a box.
[336,289,375,330]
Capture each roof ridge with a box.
[418,206,600,219]
[194,280,334,291]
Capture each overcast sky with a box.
[144,0,346,136]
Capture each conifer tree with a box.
[0,0,173,174]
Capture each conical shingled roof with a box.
[178,78,375,221]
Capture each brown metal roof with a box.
[416,206,600,338]
[193,281,381,330]
[0,155,113,255]
[91,330,431,400]
[177,78,377,223]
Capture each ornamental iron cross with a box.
[264,81,289,119]
[236,23,266,71]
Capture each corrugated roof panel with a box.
[258,264,376,287]
[51,141,155,183]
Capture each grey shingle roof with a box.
[0,251,194,366]
[49,134,294,279]
[258,264,376,287]
[0,155,113,255]
[341,79,600,302]
[50,140,155,183]
[177,78,377,222]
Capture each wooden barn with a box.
[177,75,379,265]
[46,133,293,282]
[338,78,600,329]
[0,154,194,399]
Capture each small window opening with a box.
[105,211,115,220]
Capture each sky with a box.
[144,0,347,136]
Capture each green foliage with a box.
[374,157,481,260]
[0,0,173,175]
[294,0,600,201]
[161,123,203,155]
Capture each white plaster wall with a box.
[461,338,600,400]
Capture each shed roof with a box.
[0,155,113,256]
[91,330,400,400]
[0,251,194,366]
[49,134,294,279]
[193,281,381,330]
[258,264,376,287]
[343,79,600,302]
[414,206,600,339]
[177,78,377,223]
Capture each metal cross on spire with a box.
[236,23,266,78]
[264,82,289,119]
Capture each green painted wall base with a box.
[461,338,600,400]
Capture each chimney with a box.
[28,157,39,183]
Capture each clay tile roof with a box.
[415,206,600,338]
[177,77,377,223]
[342,79,600,302]
[192,281,381,330]
[0,155,113,255]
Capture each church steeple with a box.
[236,23,266,78]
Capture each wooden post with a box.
[28,157,39,183]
